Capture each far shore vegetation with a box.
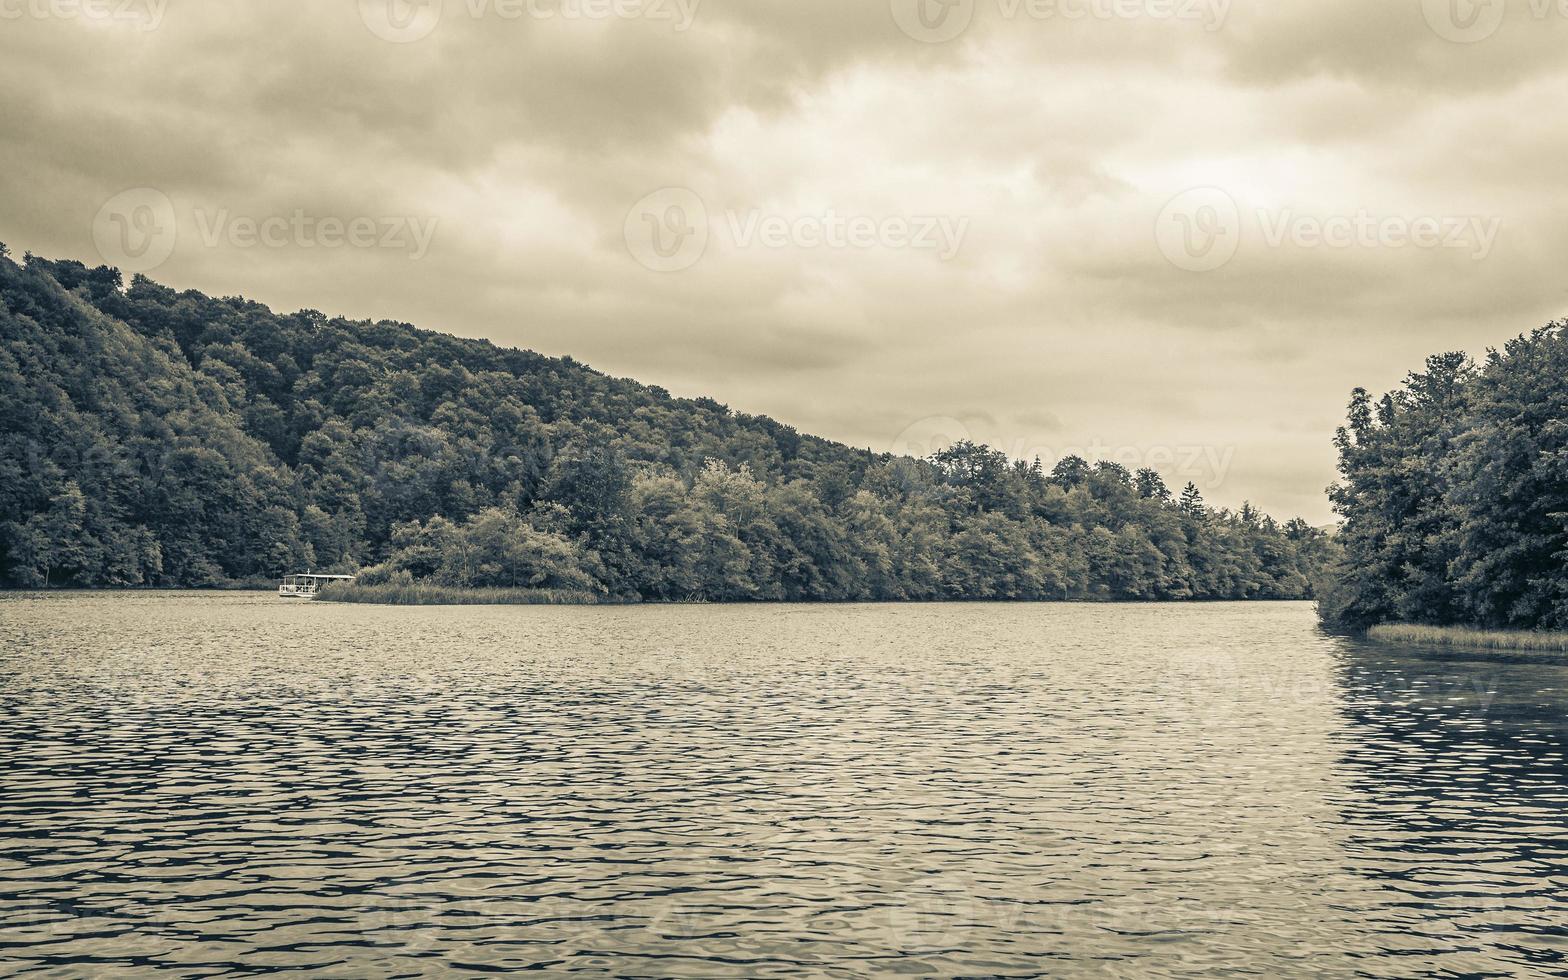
[1368,624,1568,654]
[2,251,1334,603]
[1319,322,1568,638]
[316,580,605,606]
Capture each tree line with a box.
[1319,322,1568,631]
[0,249,1332,601]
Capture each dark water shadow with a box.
[1326,638,1568,973]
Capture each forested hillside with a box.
[1320,323,1568,631]
[0,247,1332,600]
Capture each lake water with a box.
[2,594,1566,977]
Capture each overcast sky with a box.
[3,0,1566,523]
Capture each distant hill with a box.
[0,246,1332,600]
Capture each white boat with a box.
[277,573,355,599]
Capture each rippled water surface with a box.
[3,594,1568,977]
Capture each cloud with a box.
[2,0,1566,524]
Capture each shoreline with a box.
[315,584,612,606]
[1368,623,1568,653]
[5,587,1319,607]
[312,584,1316,607]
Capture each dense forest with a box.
[1320,323,1568,631]
[0,247,1332,601]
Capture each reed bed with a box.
[316,582,606,606]
[1369,623,1568,652]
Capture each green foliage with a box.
[379,507,606,593]
[1323,323,1568,630]
[0,252,1330,600]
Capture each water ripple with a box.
[2,594,1566,977]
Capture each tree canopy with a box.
[0,250,1331,601]
[1320,323,1568,630]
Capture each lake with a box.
[2,594,1566,977]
